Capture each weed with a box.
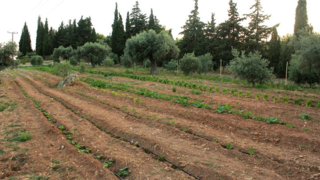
[248,148,255,155]
[300,113,311,121]
[245,91,251,98]
[117,167,130,177]
[14,132,32,142]
[226,143,232,150]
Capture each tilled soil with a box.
[1,69,320,180]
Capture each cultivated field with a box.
[1,68,320,180]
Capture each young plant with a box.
[282,97,289,104]
[238,90,243,97]
[286,124,295,128]
[294,98,302,105]
[231,89,236,96]
[317,101,320,108]
[273,96,278,103]
[305,99,312,107]
[300,113,311,121]
[215,87,220,93]
[117,167,129,177]
[262,94,268,101]
[102,159,114,167]
[255,93,260,100]
[209,86,214,93]
[223,88,229,95]
[245,91,251,98]
[226,143,232,150]
[248,148,255,155]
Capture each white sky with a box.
[1,0,319,50]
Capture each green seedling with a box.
[117,167,129,177]
[238,90,243,97]
[248,148,255,155]
[305,99,312,107]
[294,98,302,105]
[226,143,232,149]
[286,124,295,128]
[245,92,251,98]
[255,93,260,100]
[102,159,114,167]
[300,113,311,121]
[262,94,268,101]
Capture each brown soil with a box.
[1,69,320,180]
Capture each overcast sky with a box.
[1,0,319,50]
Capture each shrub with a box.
[53,46,74,62]
[109,53,119,64]
[143,59,151,68]
[121,54,133,68]
[79,62,85,74]
[198,53,213,75]
[69,56,78,66]
[103,57,114,67]
[53,62,72,77]
[30,55,44,66]
[229,49,274,87]
[179,53,200,76]
[166,59,178,71]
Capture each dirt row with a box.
[15,69,320,179]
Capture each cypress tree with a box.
[125,12,131,39]
[245,0,277,52]
[179,0,206,56]
[42,18,50,56]
[294,0,308,35]
[18,22,32,56]
[148,9,155,31]
[111,3,126,57]
[268,27,281,75]
[91,28,97,42]
[36,16,44,55]
[130,1,147,36]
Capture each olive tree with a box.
[198,53,213,75]
[77,42,111,68]
[229,49,274,87]
[0,41,18,70]
[179,53,200,76]
[289,33,320,86]
[53,46,74,62]
[123,30,179,75]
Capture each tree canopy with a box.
[0,41,18,70]
[18,22,33,56]
[123,30,179,75]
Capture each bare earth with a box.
[0,69,319,180]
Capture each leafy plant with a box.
[294,98,303,105]
[286,124,295,128]
[316,101,320,108]
[0,104,7,112]
[158,156,166,161]
[172,87,176,92]
[300,113,311,121]
[248,148,255,155]
[305,99,312,107]
[182,126,189,132]
[190,89,202,95]
[216,104,233,114]
[238,90,243,97]
[231,89,236,96]
[302,128,312,132]
[209,86,214,93]
[215,87,220,93]
[245,91,251,98]
[265,117,284,124]
[223,88,229,95]
[262,94,268,101]
[255,93,260,100]
[58,125,65,130]
[273,96,278,103]
[102,159,114,167]
[117,167,129,177]
[226,143,232,150]
[282,97,289,104]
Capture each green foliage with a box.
[102,57,114,67]
[316,101,320,108]
[286,124,295,128]
[0,41,18,70]
[198,53,213,74]
[262,94,268,101]
[15,132,32,142]
[77,42,111,67]
[289,33,320,86]
[294,0,309,35]
[294,98,303,105]
[123,30,179,75]
[238,90,243,97]
[143,59,151,68]
[166,59,178,71]
[300,113,311,121]
[111,3,126,57]
[0,104,7,112]
[305,99,312,107]
[102,159,114,167]
[216,104,233,114]
[79,62,85,73]
[52,46,74,62]
[109,53,119,64]
[179,53,200,75]
[53,62,72,77]
[30,55,44,66]
[226,143,232,150]
[172,87,176,92]
[117,167,129,177]
[19,22,33,55]
[248,148,255,155]
[229,49,274,87]
[245,91,251,98]
[69,56,78,66]
[120,54,133,67]
[273,96,278,103]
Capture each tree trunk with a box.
[150,59,157,75]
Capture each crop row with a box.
[86,70,320,108]
[82,77,290,127]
